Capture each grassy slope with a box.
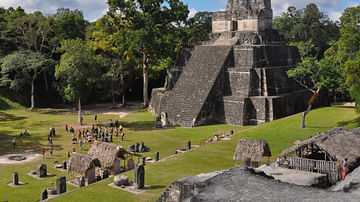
[0,102,359,201]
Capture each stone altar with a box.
[149,0,328,127]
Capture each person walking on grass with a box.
[79,139,83,150]
[41,148,45,159]
[65,124,68,132]
[343,158,349,180]
[12,138,16,150]
[121,132,124,142]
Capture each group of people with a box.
[66,123,125,149]
[19,130,30,137]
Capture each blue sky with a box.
[1,0,359,22]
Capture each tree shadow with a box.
[0,112,26,122]
[120,121,157,131]
[149,185,166,190]
[0,130,46,155]
[337,117,360,128]
[0,97,11,110]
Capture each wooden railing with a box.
[289,157,341,184]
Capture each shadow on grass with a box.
[0,112,26,122]
[0,130,45,155]
[149,185,166,190]
[337,117,360,128]
[0,98,11,110]
[122,121,157,131]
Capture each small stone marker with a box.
[63,160,67,170]
[103,169,110,179]
[127,159,135,170]
[37,164,47,177]
[56,176,66,195]
[13,172,19,185]
[79,176,85,187]
[161,112,168,127]
[142,156,146,166]
[155,152,159,161]
[114,175,129,186]
[41,189,48,200]
[134,164,145,189]
[187,141,191,150]
[243,158,251,167]
[139,142,144,153]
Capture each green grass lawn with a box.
[0,99,359,201]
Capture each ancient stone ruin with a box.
[150,0,327,127]
[134,164,145,189]
[56,176,66,195]
[37,164,47,178]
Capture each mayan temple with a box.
[150,0,324,127]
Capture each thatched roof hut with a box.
[68,153,101,174]
[280,127,360,169]
[233,139,271,162]
[88,141,141,168]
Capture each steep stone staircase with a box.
[163,45,232,127]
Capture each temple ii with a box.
[149,0,327,127]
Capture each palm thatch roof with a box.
[233,139,271,162]
[88,141,141,168]
[68,153,101,174]
[280,127,360,168]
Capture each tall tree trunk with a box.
[301,89,320,128]
[301,104,312,128]
[43,71,49,92]
[111,79,116,108]
[143,51,149,107]
[120,59,126,107]
[78,98,82,125]
[30,77,35,111]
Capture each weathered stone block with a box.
[56,176,66,195]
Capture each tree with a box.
[274,4,339,59]
[0,50,55,110]
[107,0,189,107]
[345,52,360,113]
[55,39,102,125]
[90,15,135,107]
[287,57,342,128]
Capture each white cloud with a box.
[0,0,109,21]
[328,11,342,22]
[271,0,342,21]
[188,8,197,18]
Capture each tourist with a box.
[41,148,45,159]
[50,145,53,156]
[72,133,77,144]
[24,130,30,136]
[110,133,113,142]
[88,134,92,143]
[12,138,16,150]
[119,125,123,133]
[78,130,81,139]
[116,129,119,138]
[70,126,74,134]
[79,139,83,150]
[121,132,124,142]
[94,114,97,121]
[19,132,23,137]
[343,158,349,180]
[65,124,68,132]
[72,146,75,153]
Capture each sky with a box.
[0,0,359,22]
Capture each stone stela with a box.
[149,0,327,127]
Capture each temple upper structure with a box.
[212,0,273,33]
[148,0,329,127]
